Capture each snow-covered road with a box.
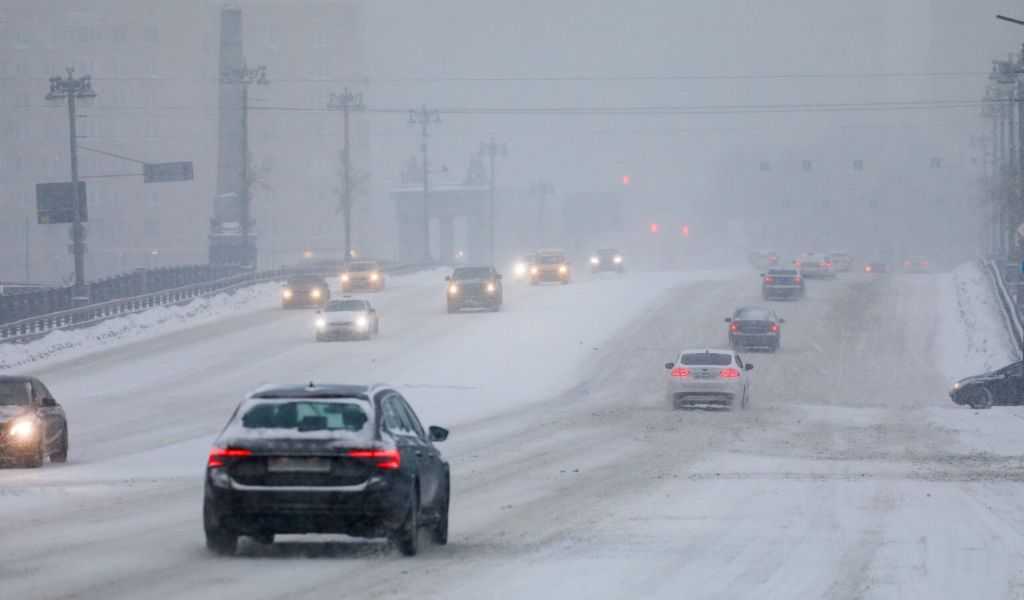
[1,268,1021,600]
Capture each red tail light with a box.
[794,276,802,284]
[923,261,930,267]
[671,368,690,378]
[348,449,401,470]
[770,323,779,332]
[208,448,253,468]
[730,322,739,332]
[819,261,829,267]
[719,368,741,378]
[865,266,872,272]
[763,276,775,284]
[769,255,777,262]
[794,261,802,268]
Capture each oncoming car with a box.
[315,298,379,341]
[203,383,450,557]
[864,261,892,274]
[590,248,624,273]
[340,261,385,293]
[512,254,535,280]
[446,266,503,313]
[282,275,330,309]
[0,376,68,468]
[664,350,753,410]
[530,249,571,284]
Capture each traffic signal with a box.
[622,175,631,185]
[649,222,659,234]
[681,225,691,237]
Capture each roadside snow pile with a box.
[936,262,1018,382]
[0,282,281,371]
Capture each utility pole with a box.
[479,138,507,263]
[24,217,30,282]
[328,89,365,262]
[221,64,268,268]
[529,181,554,247]
[408,106,441,261]
[46,67,96,303]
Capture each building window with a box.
[109,89,127,107]
[144,59,158,77]
[801,160,813,172]
[759,160,771,172]
[143,26,159,44]
[112,58,127,78]
[0,29,6,47]
[313,28,328,47]
[143,218,159,236]
[15,60,27,77]
[111,26,127,45]
[312,63,328,80]
[15,29,30,48]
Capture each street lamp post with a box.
[221,64,268,268]
[46,67,96,303]
[409,106,441,261]
[479,138,507,263]
[327,89,365,263]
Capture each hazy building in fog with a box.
[0,0,363,283]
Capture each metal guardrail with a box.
[0,264,246,325]
[0,261,437,344]
[985,259,1024,357]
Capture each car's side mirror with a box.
[42,397,57,407]
[369,308,376,314]
[745,364,754,371]
[778,318,786,324]
[444,276,451,282]
[665,362,675,370]
[724,317,732,323]
[428,425,449,442]
[759,273,765,278]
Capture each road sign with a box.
[36,182,87,224]
[143,161,193,183]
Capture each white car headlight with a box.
[590,257,600,265]
[356,315,369,329]
[486,282,496,293]
[613,256,622,264]
[448,283,459,295]
[9,420,35,439]
[316,318,326,328]
[283,289,293,299]
[370,272,380,281]
[340,273,350,282]
[530,266,539,275]
[953,382,961,390]
[514,263,526,276]
[310,288,322,299]
[558,265,568,274]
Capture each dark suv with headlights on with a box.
[590,248,624,273]
[949,360,1023,409]
[726,307,784,352]
[761,267,804,300]
[203,383,450,557]
[446,266,503,313]
[282,275,330,309]
[0,376,68,468]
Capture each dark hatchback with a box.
[0,376,68,468]
[446,266,503,313]
[761,268,804,301]
[203,383,450,556]
[282,275,330,309]
[726,307,784,352]
[950,360,1023,409]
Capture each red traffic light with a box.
[622,175,631,185]
[649,222,659,234]
[681,225,691,237]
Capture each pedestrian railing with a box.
[985,259,1024,356]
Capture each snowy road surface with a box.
[1,268,1021,600]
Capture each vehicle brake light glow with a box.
[720,368,741,378]
[208,448,253,468]
[730,322,739,332]
[819,261,829,268]
[671,368,690,378]
[763,276,775,284]
[348,449,400,469]
[794,276,802,284]
[794,261,802,268]
[865,266,872,272]
[770,323,779,332]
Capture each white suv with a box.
[664,349,753,410]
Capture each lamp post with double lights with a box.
[409,107,442,261]
[221,64,268,267]
[328,89,365,262]
[46,67,96,303]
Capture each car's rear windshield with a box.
[453,267,491,280]
[0,381,30,406]
[287,275,322,286]
[347,263,377,272]
[680,353,732,366]
[735,308,773,321]
[537,254,564,264]
[768,268,798,276]
[325,300,365,312]
[239,400,370,432]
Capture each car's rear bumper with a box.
[669,391,735,406]
[730,333,778,348]
[763,285,803,297]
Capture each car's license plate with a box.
[695,372,715,379]
[267,457,331,472]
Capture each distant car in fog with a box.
[792,253,836,279]
[829,252,854,272]
[512,254,535,280]
[446,266,503,313]
[0,376,68,468]
[748,251,780,269]
[530,249,571,284]
[203,383,450,557]
[761,267,805,301]
[315,298,379,341]
[340,261,385,292]
[726,307,784,352]
[864,261,892,274]
[950,360,1023,409]
[664,349,753,410]
[902,256,932,273]
[282,275,330,309]
[590,248,624,273]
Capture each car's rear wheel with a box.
[964,387,993,410]
[204,503,238,556]
[432,477,450,545]
[50,429,68,463]
[393,488,420,556]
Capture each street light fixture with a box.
[45,67,97,303]
[328,89,365,263]
[409,106,442,261]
